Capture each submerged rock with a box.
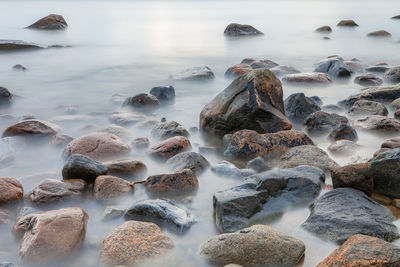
[149,86,175,103]
[302,188,399,244]
[131,137,150,149]
[0,87,12,104]
[109,111,146,126]
[94,175,133,201]
[224,23,263,36]
[200,225,305,267]
[304,111,348,135]
[328,140,361,155]
[200,69,292,137]
[384,66,400,83]
[250,59,279,69]
[0,40,44,51]
[284,93,321,123]
[315,25,332,32]
[344,60,364,73]
[123,93,160,109]
[328,124,358,142]
[165,151,210,175]
[0,177,23,203]
[348,100,388,117]
[26,14,67,30]
[144,169,198,195]
[124,198,196,233]
[211,161,255,179]
[314,58,352,79]
[29,179,86,204]
[367,30,392,37]
[171,66,214,81]
[98,124,132,142]
[149,136,191,159]
[365,65,390,73]
[2,119,59,138]
[151,121,190,140]
[337,19,358,26]
[282,72,333,84]
[331,163,372,195]
[353,115,400,132]
[62,154,108,183]
[354,74,383,86]
[269,65,300,77]
[105,159,147,178]
[225,64,253,77]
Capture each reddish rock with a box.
[331,163,372,195]
[94,175,134,201]
[26,14,67,30]
[282,72,333,84]
[354,115,400,132]
[149,136,191,159]
[225,64,252,77]
[124,93,160,109]
[2,119,59,138]
[0,177,23,203]
[105,159,147,178]
[100,221,174,266]
[144,169,198,195]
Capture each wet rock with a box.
[50,134,73,147]
[279,145,339,172]
[317,234,400,267]
[63,132,131,160]
[13,63,28,70]
[331,163,372,195]
[344,61,363,73]
[224,23,263,36]
[0,87,12,104]
[149,136,191,159]
[200,225,305,267]
[315,25,332,32]
[109,111,146,125]
[29,178,86,204]
[144,169,198,195]
[62,154,108,183]
[282,72,333,84]
[211,161,255,179]
[214,166,324,232]
[2,119,59,138]
[100,221,174,266]
[328,140,361,155]
[26,14,67,30]
[322,104,344,113]
[13,207,88,263]
[149,86,175,103]
[225,64,253,77]
[354,74,383,86]
[0,177,23,203]
[171,66,215,81]
[241,58,256,65]
[365,65,390,73]
[367,30,392,37]
[328,124,358,142]
[105,159,147,178]
[395,109,400,119]
[337,19,358,26]
[246,156,272,172]
[131,137,150,149]
[353,115,400,132]
[384,66,400,83]
[224,129,313,161]
[284,93,321,123]
[381,137,400,150]
[151,121,190,140]
[123,93,160,109]
[314,58,352,79]
[392,15,400,19]
[390,98,400,110]
[302,188,399,244]
[0,40,44,51]
[101,206,125,221]
[304,111,348,135]
[124,198,196,233]
[165,151,210,175]
[250,59,278,69]
[348,100,388,117]
[98,125,132,142]
[269,65,300,77]
[94,175,133,201]
[200,69,292,136]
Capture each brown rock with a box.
[2,119,59,138]
[337,19,359,26]
[13,207,88,263]
[354,115,400,132]
[94,175,134,201]
[315,25,332,32]
[144,169,198,195]
[225,64,252,77]
[373,147,391,157]
[250,59,279,69]
[100,221,174,266]
[371,192,393,205]
[149,136,191,159]
[282,72,333,84]
[331,163,372,195]
[105,159,147,178]
[367,30,392,37]
[26,14,68,30]
[123,93,160,109]
[354,74,383,86]
[328,124,358,142]
[328,140,361,155]
[381,137,400,149]
[0,177,23,203]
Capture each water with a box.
[0,0,400,266]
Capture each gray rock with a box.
[284,93,321,123]
[165,151,210,175]
[314,59,352,79]
[269,65,300,77]
[170,66,215,81]
[365,65,390,73]
[354,75,383,86]
[62,154,108,183]
[149,86,175,103]
[0,87,12,104]
[151,121,190,140]
[348,100,388,117]
[0,40,45,51]
[224,23,263,36]
[29,179,87,204]
[384,66,400,83]
[211,161,255,179]
[246,156,272,172]
[304,111,348,135]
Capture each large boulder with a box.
[26,14,67,30]
[149,136,192,159]
[331,163,373,195]
[165,151,210,175]
[0,177,23,203]
[170,66,214,81]
[302,188,399,244]
[353,115,400,132]
[2,119,59,138]
[282,72,333,84]
[94,175,134,201]
[284,93,321,123]
[304,111,349,135]
[29,179,86,204]
[143,169,198,195]
[100,221,174,266]
[224,23,263,36]
[384,66,400,83]
[13,207,88,263]
[314,58,352,79]
[200,69,292,137]
[200,225,305,266]
[348,100,388,117]
[62,154,108,183]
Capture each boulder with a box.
[0,40,44,51]
[302,188,399,244]
[2,119,59,138]
[100,221,174,266]
[348,100,388,117]
[149,86,175,103]
[26,14,67,30]
[151,121,190,140]
[365,65,390,73]
[13,207,88,263]
[328,140,361,155]
[225,64,252,77]
[62,154,108,183]
[269,65,300,77]
[224,23,263,36]
[354,74,383,86]
[317,234,400,267]
[390,98,400,110]
[0,87,12,103]
[149,136,191,159]
[284,92,321,123]
[328,124,358,142]
[63,132,131,160]
[170,66,214,81]
[282,72,333,84]
[337,20,358,26]
[250,59,278,69]
[200,225,305,267]
[331,163,372,194]
[143,169,198,195]
[367,30,392,37]
[93,175,134,201]
[124,198,196,233]
[29,178,86,204]
[384,66,400,83]
[105,159,146,178]
[200,69,292,136]
[123,93,160,109]
[0,177,23,203]
[165,151,210,175]
[315,25,332,32]
[354,115,400,132]
[304,111,348,135]
[314,59,352,79]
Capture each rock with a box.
[0,87,12,103]
[200,69,292,136]
[395,110,400,119]
[279,145,339,172]
[224,129,313,161]
[282,72,333,84]
[123,93,160,109]
[0,208,10,225]
[344,61,364,73]
[370,148,400,198]
[13,207,88,263]
[29,178,86,204]
[26,14,67,30]
[131,137,149,149]
[62,154,108,183]
[63,132,131,160]
[384,66,400,83]
[250,59,279,69]
[337,19,358,26]
[198,145,219,155]
[354,115,400,131]
[165,151,210,175]
[392,15,400,19]
[314,59,352,79]
[367,30,392,37]
[224,23,263,36]
[50,134,73,147]
[381,137,400,149]
[105,159,147,178]
[338,84,400,108]
[225,64,253,77]
[98,125,132,141]
[348,100,388,117]
[241,58,256,64]
[328,124,358,142]
[322,104,344,113]
[0,40,44,51]
[109,111,146,125]
[171,66,215,81]
[331,163,372,194]
[102,206,125,221]
[365,65,390,73]
[214,166,324,232]
[304,111,348,135]
[0,177,23,203]
[317,234,400,267]
[328,140,361,155]
[390,98,400,110]
[284,93,321,123]
[124,199,196,233]
[100,221,174,266]
[149,86,175,103]
[247,156,272,172]
[144,169,198,195]
[269,65,300,77]
[2,119,59,138]
[354,74,383,86]
[149,136,192,159]
[151,121,190,140]
[315,25,332,32]
[211,161,255,179]
[302,188,398,244]
[200,225,305,267]
[93,175,133,201]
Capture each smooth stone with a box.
[62,154,108,183]
[353,115,400,132]
[2,119,59,138]
[354,74,383,86]
[130,137,150,149]
[284,92,321,123]
[269,65,300,77]
[348,100,388,117]
[314,58,352,79]
[149,136,192,159]
[328,140,361,155]
[225,64,253,78]
[328,124,358,142]
[211,161,255,179]
[105,159,147,179]
[101,206,125,221]
[0,177,23,203]
[109,111,146,125]
[0,40,44,51]
[151,121,190,140]
[250,59,279,69]
[94,175,134,201]
[315,25,332,32]
[304,111,348,135]
[123,93,160,109]
[149,86,175,103]
[26,14,67,30]
[170,66,215,81]
[384,66,400,83]
[0,87,12,103]
[224,23,263,36]
[282,72,333,84]
[337,19,358,26]
[344,61,364,73]
[144,169,198,195]
[331,163,372,195]
[367,30,392,37]
[165,151,210,175]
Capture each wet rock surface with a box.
[149,136,192,159]
[367,30,392,37]
[353,115,400,132]
[331,163,372,194]
[282,72,333,84]
[62,154,108,183]
[337,19,358,26]
[151,121,190,140]
[0,40,45,51]
[225,64,253,77]
[384,66,400,83]
[2,119,59,138]
[328,140,361,155]
[328,124,358,142]
[94,175,133,201]
[314,58,352,79]
[0,177,23,203]
[304,111,348,135]
[149,86,175,103]
[171,66,214,81]
[211,161,255,179]
[348,100,388,117]
[165,151,210,175]
[123,93,160,109]
[269,65,300,77]
[26,14,68,30]
[354,74,383,86]
[284,92,321,122]
[224,23,263,36]
[105,158,147,178]
[143,169,198,195]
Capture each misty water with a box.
[1,0,400,266]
